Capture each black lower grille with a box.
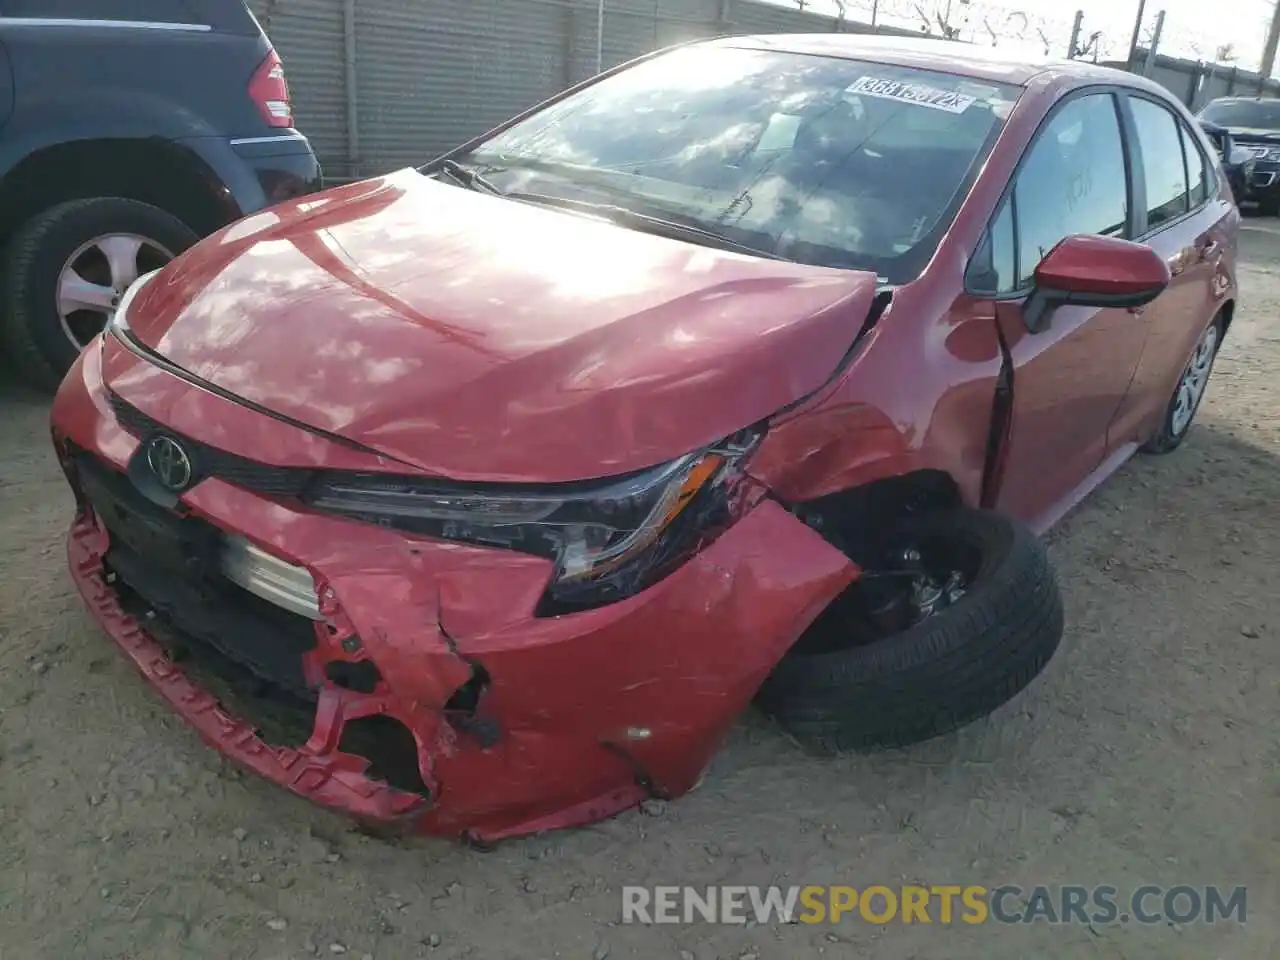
[76,452,319,705]
[106,390,317,497]
[106,544,318,701]
[114,573,321,748]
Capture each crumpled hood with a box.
[120,169,881,482]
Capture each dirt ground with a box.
[1,228,1278,960]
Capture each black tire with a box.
[1257,198,1279,217]
[756,508,1063,753]
[1139,313,1224,455]
[1,198,198,391]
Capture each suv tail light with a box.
[249,48,293,128]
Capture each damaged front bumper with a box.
[53,344,855,842]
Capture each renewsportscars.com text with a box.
[621,884,1247,926]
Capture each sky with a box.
[784,0,1277,74]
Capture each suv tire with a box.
[2,198,197,390]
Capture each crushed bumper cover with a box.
[68,518,429,825]
[55,344,856,842]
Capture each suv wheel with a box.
[2,198,198,390]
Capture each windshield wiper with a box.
[503,191,789,261]
[436,159,504,196]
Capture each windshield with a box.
[452,46,1021,283]
[1199,99,1280,130]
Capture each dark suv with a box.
[0,1,321,389]
[1198,96,1280,214]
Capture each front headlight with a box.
[306,428,763,614]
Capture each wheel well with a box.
[1219,298,1235,339]
[0,139,236,243]
[785,469,963,567]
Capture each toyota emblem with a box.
[145,435,194,492]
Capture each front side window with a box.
[1010,93,1129,288]
[455,46,1021,283]
[1131,97,1190,230]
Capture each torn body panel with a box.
[747,287,1006,507]
[55,344,856,841]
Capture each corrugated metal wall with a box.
[1193,66,1269,109]
[250,0,953,180]
[354,0,570,175]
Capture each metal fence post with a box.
[344,0,359,180]
[716,0,733,36]
[596,0,605,75]
[1067,10,1083,58]
[1187,62,1201,107]
[1142,10,1164,77]
[1127,0,1146,68]
[561,3,574,87]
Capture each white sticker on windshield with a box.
[847,76,976,114]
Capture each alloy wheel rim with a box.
[56,233,174,349]
[1169,324,1219,438]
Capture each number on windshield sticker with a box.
[847,76,977,114]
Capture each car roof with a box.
[702,33,1145,89]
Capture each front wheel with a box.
[756,508,1064,752]
[1,198,197,390]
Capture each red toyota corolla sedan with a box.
[50,35,1237,843]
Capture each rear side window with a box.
[1130,97,1190,229]
[1011,93,1128,288]
[0,1,208,22]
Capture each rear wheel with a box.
[1,198,196,390]
[1140,314,1223,455]
[756,508,1063,752]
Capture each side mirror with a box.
[1023,234,1171,334]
